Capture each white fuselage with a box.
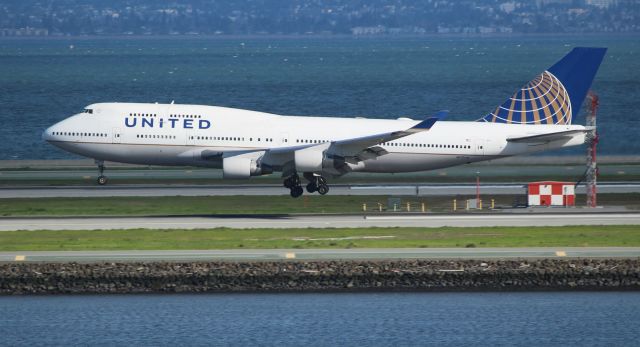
[43,102,586,175]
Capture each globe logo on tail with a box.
[482,71,572,125]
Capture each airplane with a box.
[43,47,606,198]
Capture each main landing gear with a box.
[304,172,329,195]
[283,174,303,198]
[96,160,108,185]
[283,173,330,198]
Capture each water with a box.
[1,292,639,346]
[0,35,639,160]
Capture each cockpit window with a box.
[83,108,93,114]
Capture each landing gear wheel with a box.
[306,182,317,193]
[97,175,108,185]
[284,174,300,189]
[317,184,329,195]
[290,185,304,198]
[95,159,107,185]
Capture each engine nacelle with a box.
[294,148,324,173]
[223,156,267,179]
[294,146,364,176]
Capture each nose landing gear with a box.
[96,160,108,185]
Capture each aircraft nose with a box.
[43,117,69,142]
[42,123,62,142]
[42,126,52,142]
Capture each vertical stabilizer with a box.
[480,47,606,125]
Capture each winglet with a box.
[411,117,439,130]
[434,110,448,120]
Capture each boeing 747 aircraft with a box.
[44,47,606,197]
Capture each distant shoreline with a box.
[1,32,638,41]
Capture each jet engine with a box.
[294,146,363,176]
[222,155,270,179]
[294,148,324,172]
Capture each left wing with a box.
[327,117,439,162]
[260,116,440,176]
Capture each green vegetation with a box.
[1,225,639,251]
[0,195,380,216]
[0,193,638,217]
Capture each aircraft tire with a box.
[317,184,329,195]
[306,183,317,193]
[97,175,108,185]
[290,186,304,198]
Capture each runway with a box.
[1,213,639,231]
[2,247,640,262]
[2,182,640,198]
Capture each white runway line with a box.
[364,213,640,220]
[3,247,640,262]
[1,213,640,231]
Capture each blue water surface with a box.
[0,35,638,159]
[1,292,639,346]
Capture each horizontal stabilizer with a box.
[507,129,588,143]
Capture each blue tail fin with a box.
[480,47,606,125]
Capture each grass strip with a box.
[1,225,639,251]
[0,195,377,216]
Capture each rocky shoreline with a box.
[1,259,639,295]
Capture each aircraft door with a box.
[474,139,485,156]
[280,133,289,146]
[186,131,195,146]
[112,128,122,144]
